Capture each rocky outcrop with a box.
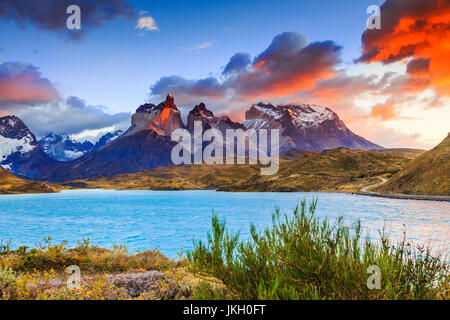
[126,94,184,137]
[187,102,245,134]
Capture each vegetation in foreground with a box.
[189,200,449,300]
[1,201,448,300]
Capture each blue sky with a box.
[0,0,384,113]
[0,0,448,149]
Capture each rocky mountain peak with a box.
[241,102,382,152]
[0,115,36,141]
[127,94,184,137]
[187,103,245,133]
[163,94,177,110]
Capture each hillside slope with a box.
[62,148,410,192]
[0,167,59,194]
[375,133,450,196]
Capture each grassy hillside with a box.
[0,167,60,194]
[224,148,409,192]
[375,133,450,196]
[376,148,425,159]
[62,148,410,193]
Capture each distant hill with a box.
[376,148,425,159]
[61,148,410,192]
[375,133,450,196]
[0,167,59,194]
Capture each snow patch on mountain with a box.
[243,103,336,130]
[0,134,36,161]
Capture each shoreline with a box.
[353,190,450,202]
[3,187,449,202]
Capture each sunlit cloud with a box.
[136,15,159,31]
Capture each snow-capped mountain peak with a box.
[0,116,37,163]
[38,133,95,162]
[243,103,338,131]
[241,102,381,152]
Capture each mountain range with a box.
[0,94,383,182]
[38,130,123,162]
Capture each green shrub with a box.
[188,200,449,300]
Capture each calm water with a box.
[0,190,449,257]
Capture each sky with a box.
[0,0,448,148]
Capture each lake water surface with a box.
[0,190,449,257]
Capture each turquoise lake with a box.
[0,190,449,257]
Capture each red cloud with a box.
[358,0,450,96]
[0,62,59,106]
[151,32,342,103]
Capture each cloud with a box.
[0,61,130,136]
[15,96,130,137]
[369,102,398,121]
[0,62,59,106]
[135,15,158,31]
[357,0,450,95]
[147,30,445,149]
[187,41,215,51]
[0,0,137,40]
[234,33,340,99]
[151,75,226,106]
[150,32,342,102]
[406,58,430,76]
[222,53,251,76]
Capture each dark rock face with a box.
[0,116,60,179]
[187,102,245,133]
[94,130,123,149]
[241,103,383,152]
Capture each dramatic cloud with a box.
[0,62,59,106]
[0,61,130,136]
[136,15,158,31]
[0,0,136,39]
[151,75,226,103]
[358,0,450,95]
[222,53,251,76]
[151,32,342,103]
[15,96,130,137]
[406,58,430,76]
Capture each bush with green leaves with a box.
[189,200,449,300]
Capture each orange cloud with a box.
[359,0,450,96]
[369,103,397,121]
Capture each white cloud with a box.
[184,41,215,52]
[135,16,159,31]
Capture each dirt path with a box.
[360,176,388,193]
[355,176,450,202]
[184,180,202,189]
